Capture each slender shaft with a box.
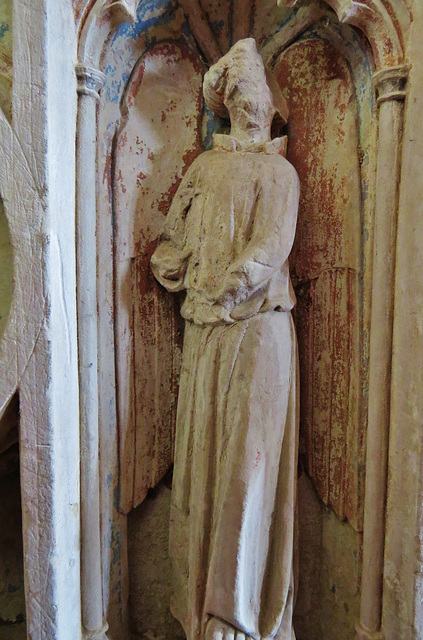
[76,63,109,640]
[356,66,408,640]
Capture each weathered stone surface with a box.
[151,39,299,640]
[1,2,81,638]
[294,473,362,640]
[275,33,370,530]
[0,2,421,640]
[99,6,375,639]
[128,482,185,640]
[383,3,423,638]
[114,41,203,513]
[0,201,13,339]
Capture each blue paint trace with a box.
[115,0,179,42]
[0,22,9,40]
[203,106,229,151]
[103,0,181,105]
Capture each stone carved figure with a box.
[151,39,300,640]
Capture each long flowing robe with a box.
[151,134,300,640]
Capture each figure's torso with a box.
[183,149,296,301]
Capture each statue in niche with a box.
[151,38,299,640]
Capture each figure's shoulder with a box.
[183,150,217,176]
[183,153,203,174]
[262,153,300,187]
[195,149,224,163]
[266,152,297,173]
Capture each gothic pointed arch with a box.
[278,0,411,68]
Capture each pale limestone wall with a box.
[0,1,12,337]
[0,1,81,638]
[0,3,25,638]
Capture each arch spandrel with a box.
[277,0,410,68]
[77,0,137,66]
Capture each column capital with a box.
[76,63,106,101]
[373,65,410,106]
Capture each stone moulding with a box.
[76,64,106,101]
[373,64,409,104]
[76,2,136,639]
[6,1,82,637]
[319,0,403,68]
[177,0,254,63]
[178,0,222,62]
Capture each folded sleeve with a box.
[217,160,300,308]
[150,161,197,292]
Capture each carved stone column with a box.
[355,64,409,640]
[76,63,109,640]
[75,4,136,635]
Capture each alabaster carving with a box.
[151,39,299,640]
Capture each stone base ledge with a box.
[355,622,385,640]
